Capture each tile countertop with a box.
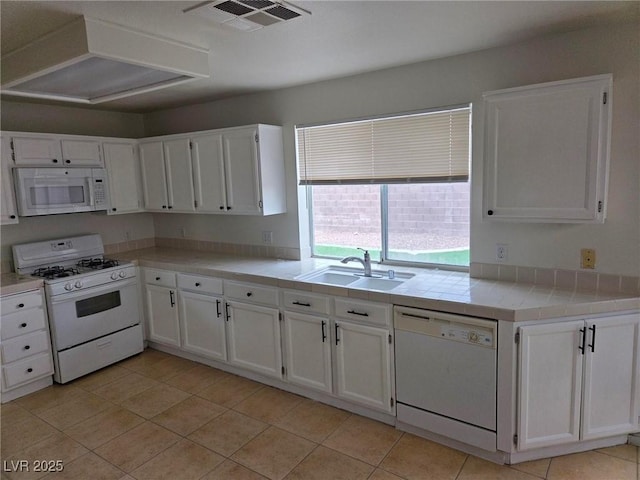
[0,273,44,296]
[114,247,640,322]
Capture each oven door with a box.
[14,168,95,216]
[48,279,140,350]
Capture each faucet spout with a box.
[340,249,372,277]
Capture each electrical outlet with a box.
[581,248,596,269]
[496,243,508,262]
[262,231,273,244]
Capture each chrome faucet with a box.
[341,248,372,277]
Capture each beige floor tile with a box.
[151,395,226,436]
[41,452,126,480]
[510,458,551,478]
[188,410,268,457]
[119,384,190,419]
[34,392,113,430]
[596,444,638,463]
[458,456,542,480]
[284,445,373,480]
[547,450,638,480]
[14,384,85,414]
[1,412,59,458]
[70,365,131,392]
[233,387,303,423]
[130,438,224,480]
[125,355,196,381]
[380,433,467,480]
[117,349,171,370]
[162,364,232,394]
[323,415,402,466]
[202,460,268,480]
[196,374,264,408]
[231,426,316,480]
[1,402,39,430]
[92,373,160,404]
[368,469,405,480]
[5,432,88,480]
[274,399,350,443]
[94,421,180,473]
[63,406,145,449]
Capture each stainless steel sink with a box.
[296,266,413,291]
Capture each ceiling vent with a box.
[185,0,310,32]
[1,16,210,104]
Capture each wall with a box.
[144,22,639,276]
[0,101,153,270]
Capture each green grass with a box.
[313,245,469,267]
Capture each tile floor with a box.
[1,348,638,480]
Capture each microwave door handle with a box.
[87,177,95,207]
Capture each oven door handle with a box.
[48,278,138,303]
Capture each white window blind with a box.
[297,106,470,185]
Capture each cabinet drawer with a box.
[2,330,50,363]
[144,269,176,288]
[334,298,391,326]
[283,290,330,315]
[225,281,279,307]
[1,290,43,315]
[177,274,223,295]
[1,308,47,340]
[2,353,53,390]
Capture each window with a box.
[297,106,471,268]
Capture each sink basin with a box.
[296,265,413,291]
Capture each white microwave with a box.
[14,168,110,216]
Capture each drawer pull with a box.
[27,368,33,373]
[17,303,25,308]
[216,299,221,318]
[97,341,112,349]
[155,276,161,281]
[20,323,27,328]
[292,301,311,307]
[246,292,253,297]
[321,320,327,342]
[347,309,369,317]
[195,282,201,287]
[24,345,30,350]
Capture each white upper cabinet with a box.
[103,141,143,215]
[140,139,196,213]
[190,125,286,216]
[0,136,19,225]
[483,74,612,223]
[11,134,103,167]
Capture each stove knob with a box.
[111,272,119,280]
[118,270,126,278]
[64,283,73,291]
[74,280,83,289]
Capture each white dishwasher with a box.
[394,306,498,451]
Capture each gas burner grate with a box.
[77,258,120,270]
[33,266,81,279]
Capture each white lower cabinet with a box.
[335,320,393,413]
[1,288,54,401]
[517,313,639,451]
[178,274,226,362]
[144,270,180,347]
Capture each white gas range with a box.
[13,234,143,383]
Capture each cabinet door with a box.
[582,314,640,440]
[517,321,584,450]
[164,138,196,213]
[146,285,180,347]
[223,128,262,215]
[103,142,143,214]
[1,137,18,224]
[283,312,331,393]
[12,136,62,166]
[191,134,227,213]
[140,142,169,211]
[179,290,226,361]
[484,75,611,223]
[60,139,102,166]
[226,300,282,379]
[335,321,392,412]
